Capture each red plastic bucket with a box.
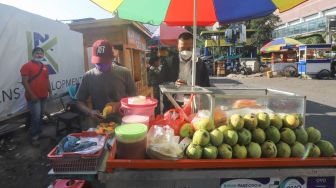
[120,97,157,121]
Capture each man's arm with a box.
[22,76,37,101]
[75,75,102,119]
[77,100,103,119]
[160,59,169,83]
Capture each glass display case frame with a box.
[160,85,306,126]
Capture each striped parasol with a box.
[90,0,307,86]
[260,37,302,53]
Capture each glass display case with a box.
[160,85,306,125]
[159,84,214,118]
[208,88,305,116]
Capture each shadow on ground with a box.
[210,77,243,86]
[0,117,97,188]
[305,100,336,146]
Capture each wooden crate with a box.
[216,66,225,76]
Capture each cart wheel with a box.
[259,66,264,73]
[316,69,330,80]
[240,67,246,75]
[282,65,298,77]
[247,67,253,75]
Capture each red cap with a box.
[91,39,113,64]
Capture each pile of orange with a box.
[96,122,117,135]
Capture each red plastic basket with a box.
[48,132,108,172]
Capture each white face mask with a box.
[33,57,44,62]
[179,50,192,62]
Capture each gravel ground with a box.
[0,119,96,188]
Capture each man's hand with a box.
[90,110,104,120]
[105,102,121,114]
[47,91,52,98]
[175,79,186,86]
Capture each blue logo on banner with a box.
[26,31,58,74]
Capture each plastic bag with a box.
[191,110,215,131]
[75,136,106,155]
[150,108,185,135]
[146,125,185,160]
[55,135,106,155]
[214,107,227,126]
[182,94,194,116]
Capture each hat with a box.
[92,39,113,64]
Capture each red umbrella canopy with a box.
[152,23,191,46]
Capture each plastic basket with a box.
[48,132,108,172]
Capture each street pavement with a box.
[211,76,336,146]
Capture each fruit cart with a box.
[102,141,336,188]
[269,49,298,77]
[98,86,336,188]
[298,44,332,78]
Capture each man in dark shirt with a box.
[76,39,136,120]
[160,32,210,111]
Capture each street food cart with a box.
[48,86,336,187]
[260,37,301,76]
[99,86,336,188]
[269,48,298,76]
[298,44,332,77]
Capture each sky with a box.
[0,0,113,21]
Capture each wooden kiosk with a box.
[69,18,152,96]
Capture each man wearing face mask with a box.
[20,47,51,146]
[161,32,210,110]
[76,39,136,120]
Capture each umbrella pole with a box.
[191,0,197,87]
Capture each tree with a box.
[248,14,280,52]
[294,34,325,44]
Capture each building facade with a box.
[273,0,336,42]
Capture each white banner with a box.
[0,4,85,120]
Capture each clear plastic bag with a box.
[146,125,185,160]
[191,110,215,131]
[74,136,106,155]
[56,135,106,155]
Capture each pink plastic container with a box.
[122,115,149,126]
[120,97,157,121]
